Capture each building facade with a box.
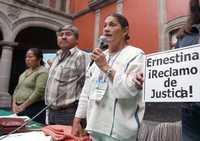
[71,0,189,52]
[0,0,190,109]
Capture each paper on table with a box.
[0,131,52,141]
[0,114,30,121]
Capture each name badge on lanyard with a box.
[90,79,108,101]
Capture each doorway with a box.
[9,27,57,94]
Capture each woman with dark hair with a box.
[176,0,200,140]
[12,48,48,124]
[72,13,145,141]
[176,0,200,40]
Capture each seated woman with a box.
[12,48,48,124]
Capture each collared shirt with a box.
[45,47,86,109]
[75,45,145,141]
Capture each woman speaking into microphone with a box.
[72,13,145,141]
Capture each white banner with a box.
[144,44,200,102]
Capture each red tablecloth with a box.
[41,125,91,141]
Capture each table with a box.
[0,109,43,135]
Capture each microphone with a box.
[98,35,108,50]
[89,36,108,67]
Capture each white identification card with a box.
[90,80,108,101]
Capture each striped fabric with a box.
[138,120,181,141]
[45,47,86,110]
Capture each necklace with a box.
[25,66,40,77]
[25,70,34,78]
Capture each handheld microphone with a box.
[89,36,108,67]
[98,35,108,50]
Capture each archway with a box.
[9,27,57,94]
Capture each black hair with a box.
[177,0,200,38]
[28,48,44,66]
[189,0,200,25]
[57,25,79,39]
[109,13,130,40]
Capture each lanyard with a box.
[98,47,124,81]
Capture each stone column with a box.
[158,0,167,51]
[0,41,18,108]
[116,0,123,14]
[93,9,100,48]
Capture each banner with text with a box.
[144,44,200,102]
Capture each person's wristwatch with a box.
[105,67,113,77]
